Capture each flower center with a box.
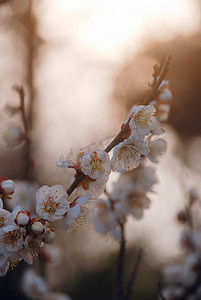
[90,152,103,172]
[3,229,21,245]
[0,217,4,227]
[44,197,58,215]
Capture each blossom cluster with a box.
[93,164,157,240]
[0,181,56,276]
[0,179,94,276]
[22,269,71,300]
[1,61,173,300]
[55,93,168,243]
[161,190,201,300]
[150,79,174,122]
[162,227,201,300]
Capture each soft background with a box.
[0,0,201,299]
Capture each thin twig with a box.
[123,248,143,300]
[143,54,172,106]
[66,118,131,196]
[117,222,126,300]
[13,85,29,133]
[104,120,130,153]
[66,54,172,196]
[13,85,31,180]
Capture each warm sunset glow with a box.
[51,0,200,58]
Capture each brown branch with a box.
[13,85,29,134]
[143,54,172,106]
[104,120,130,153]
[13,85,31,180]
[66,119,131,195]
[67,173,86,196]
[66,54,172,195]
[123,248,143,300]
[117,222,126,300]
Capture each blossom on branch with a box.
[62,193,91,231]
[111,137,149,172]
[150,80,174,122]
[36,185,69,221]
[80,149,111,179]
[129,105,158,138]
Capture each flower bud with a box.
[43,228,55,244]
[31,219,46,235]
[3,125,25,147]
[15,211,30,226]
[1,179,15,195]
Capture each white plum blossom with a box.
[150,80,174,122]
[43,228,55,244]
[147,138,167,163]
[56,157,74,169]
[129,105,158,138]
[110,175,152,220]
[128,166,157,192]
[80,149,111,179]
[150,101,171,122]
[22,269,49,299]
[75,173,108,199]
[23,235,43,264]
[157,81,173,103]
[111,137,149,172]
[0,253,9,277]
[0,224,25,252]
[159,86,173,102]
[21,269,71,300]
[93,199,121,240]
[3,124,25,147]
[57,148,111,198]
[62,194,91,230]
[36,185,69,221]
[0,208,13,228]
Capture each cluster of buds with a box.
[93,163,158,240]
[0,178,15,199]
[0,182,56,276]
[57,101,167,199]
[0,180,93,275]
[0,58,174,281]
[35,184,92,231]
[162,228,201,300]
[57,148,112,198]
[55,79,171,239]
[150,79,174,122]
[161,189,201,300]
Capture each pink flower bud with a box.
[31,219,46,235]
[43,228,55,244]
[1,179,15,195]
[15,211,30,226]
